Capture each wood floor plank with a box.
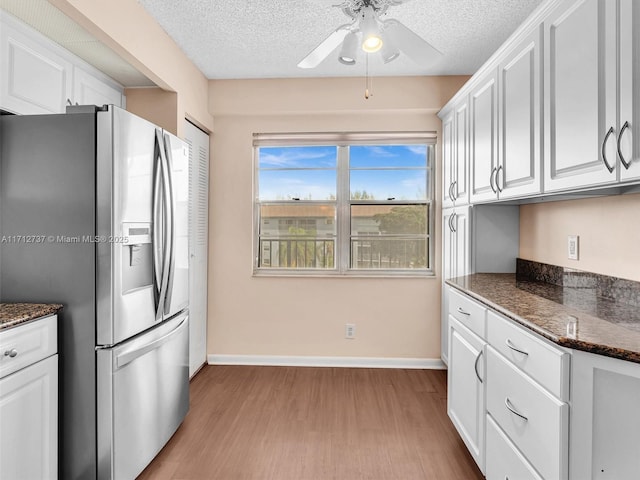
[138,366,483,480]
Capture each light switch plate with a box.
[568,235,579,260]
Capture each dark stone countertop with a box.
[0,303,63,331]
[446,273,640,364]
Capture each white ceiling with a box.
[136,0,545,80]
[1,0,545,86]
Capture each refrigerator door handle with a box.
[115,317,188,369]
[152,131,164,314]
[162,133,176,313]
[155,128,171,321]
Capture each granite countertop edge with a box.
[446,275,640,365]
[0,303,63,331]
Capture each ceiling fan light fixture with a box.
[360,6,383,53]
[338,31,358,65]
[380,38,400,63]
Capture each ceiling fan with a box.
[297,0,443,69]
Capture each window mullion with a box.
[337,145,350,273]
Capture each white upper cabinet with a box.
[470,27,543,203]
[618,0,640,182]
[73,68,124,109]
[544,0,618,192]
[442,98,470,208]
[0,16,73,115]
[469,71,499,203]
[442,112,456,208]
[439,0,640,203]
[0,12,125,115]
[498,25,543,199]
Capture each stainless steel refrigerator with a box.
[0,105,190,479]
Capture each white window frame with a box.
[253,132,436,277]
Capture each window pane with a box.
[351,205,428,235]
[351,238,428,269]
[259,204,336,269]
[349,145,427,168]
[259,169,336,201]
[350,169,428,200]
[259,146,337,169]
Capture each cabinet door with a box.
[498,26,543,199]
[442,113,456,208]
[442,209,456,281]
[448,318,485,473]
[470,71,499,203]
[0,15,72,114]
[452,207,470,278]
[73,68,124,108]
[454,99,470,204]
[570,350,640,480]
[0,355,57,480]
[486,415,543,480]
[544,0,618,192]
[618,0,640,182]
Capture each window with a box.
[254,133,435,276]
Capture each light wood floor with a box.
[138,366,483,480]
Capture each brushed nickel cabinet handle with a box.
[505,338,529,356]
[505,397,528,421]
[489,167,498,193]
[457,307,470,316]
[496,165,503,192]
[602,126,615,173]
[618,121,631,170]
[451,180,458,201]
[450,212,457,233]
[4,349,18,358]
[474,350,484,384]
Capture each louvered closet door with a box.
[185,120,210,378]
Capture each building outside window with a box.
[254,132,435,276]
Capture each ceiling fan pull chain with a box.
[365,53,373,99]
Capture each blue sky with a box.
[259,145,429,201]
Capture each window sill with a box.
[252,269,436,279]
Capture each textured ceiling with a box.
[1,0,545,85]
[136,0,545,79]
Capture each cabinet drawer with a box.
[486,346,568,480]
[486,414,542,480]
[448,288,486,339]
[487,310,570,400]
[0,315,57,379]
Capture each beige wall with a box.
[520,193,640,281]
[49,0,213,135]
[207,76,468,360]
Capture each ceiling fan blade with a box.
[383,19,442,65]
[297,28,350,69]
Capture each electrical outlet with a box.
[568,235,579,260]
[345,323,356,339]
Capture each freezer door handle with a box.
[115,317,188,369]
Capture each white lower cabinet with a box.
[0,315,58,479]
[446,288,571,479]
[486,345,569,480]
[448,316,486,473]
[570,349,640,480]
[486,415,542,480]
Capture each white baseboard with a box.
[207,354,446,370]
